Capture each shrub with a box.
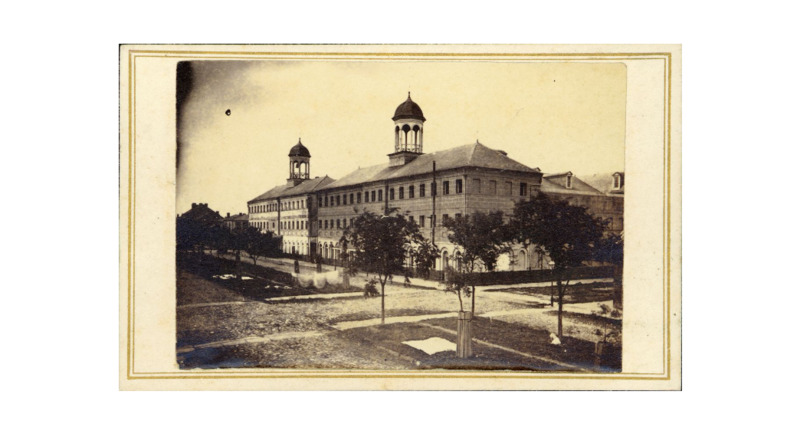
[363,278,380,298]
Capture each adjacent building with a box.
[221,212,249,230]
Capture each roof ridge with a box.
[466,141,479,165]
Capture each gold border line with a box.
[124,49,674,382]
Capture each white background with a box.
[1,1,797,433]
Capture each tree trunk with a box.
[471,284,476,315]
[557,279,564,340]
[235,250,242,281]
[380,278,386,324]
[456,311,473,358]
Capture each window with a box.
[488,180,497,195]
[337,219,341,229]
[378,190,382,201]
[431,182,437,196]
[342,219,346,228]
[318,197,322,207]
[505,181,512,196]
[324,220,328,229]
[324,196,328,207]
[319,219,322,229]
[350,218,354,227]
[409,185,415,198]
[420,183,426,197]
[357,192,361,203]
[350,193,354,204]
[371,190,376,202]
[520,182,528,196]
[443,181,450,195]
[336,195,341,206]
[455,179,463,194]
[399,187,404,199]
[419,216,425,227]
[613,173,622,190]
[389,188,395,200]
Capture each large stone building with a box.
[247,94,623,271]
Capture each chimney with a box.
[227,212,230,218]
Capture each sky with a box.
[176,60,626,215]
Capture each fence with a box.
[421,265,615,286]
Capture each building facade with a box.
[247,95,623,271]
[222,212,249,230]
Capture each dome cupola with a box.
[288,139,311,158]
[393,92,426,122]
[391,93,425,160]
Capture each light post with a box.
[549,260,556,306]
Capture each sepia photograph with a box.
[121,45,680,389]
[176,58,625,371]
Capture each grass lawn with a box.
[422,316,621,372]
[177,252,364,303]
[498,281,616,304]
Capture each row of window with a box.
[252,220,306,231]
[318,179,529,208]
[251,179,532,215]
[320,189,384,207]
[249,198,309,214]
[317,213,465,231]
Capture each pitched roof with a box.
[223,213,249,222]
[323,142,539,190]
[248,176,335,203]
[180,203,222,222]
[580,172,625,194]
[540,174,603,196]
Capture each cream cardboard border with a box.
[119,44,681,390]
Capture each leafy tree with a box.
[224,226,250,280]
[207,224,231,257]
[176,216,210,255]
[244,227,282,265]
[443,266,471,312]
[442,211,512,314]
[340,210,436,324]
[594,232,624,308]
[510,193,606,339]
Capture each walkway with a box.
[264,288,420,303]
